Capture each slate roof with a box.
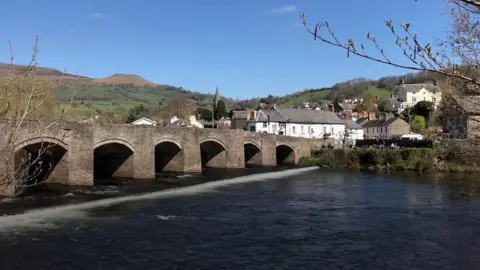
[356,117,370,126]
[338,103,356,111]
[257,109,285,122]
[358,117,404,128]
[256,108,345,124]
[232,110,247,119]
[397,83,441,93]
[452,95,480,114]
[381,98,401,112]
[345,119,362,129]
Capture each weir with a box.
[0,166,318,230]
[0,121,331,196]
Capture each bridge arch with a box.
[94,138,135,180]
[155,138,184,173]
[14,137,69,187]
[200,138,227,168]
[276,143,296,166]
[244,141,262,166]
[94,138,135,153]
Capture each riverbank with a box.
[300,147,480,173]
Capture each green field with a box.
[54,80,236,118]
[366,87,394,99]
[282,90,332,106]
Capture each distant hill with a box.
[0,62,237,119]
[94,73,160,87]
[0,62,85,80]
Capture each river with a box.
[0,167,480,269]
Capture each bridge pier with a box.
[225,130,245,168]
[0,144,15,197]
[182,142,202,173]
[261,134,277,167]
[68,124,94,186]
[134,149,155,179]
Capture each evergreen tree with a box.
[215,100,227,120]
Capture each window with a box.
[331,127,334,134]
[292,126,296,133]
[323,126,327,134]
[367,128,369,133]
[432,97,437,102]
[262,122,267,127]
[310,127,314,133]
[412,96,417,102]
[249,126,256,132]
[301,126,304,133]
[272,124,277,134]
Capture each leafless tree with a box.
[301,0,480,87]
[165,93,194,120]
[0,36,76,196]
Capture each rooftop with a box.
[397,83,441,93]
[256,108,345,125]
[452,95,480,114]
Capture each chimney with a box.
[385,112,394,120]
[401,78,405,85]
[368,111,376,120]
[433,78,438,85]
[345,113,351,120]
[363,111,368,118]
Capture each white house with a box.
[188,115,204,128]
[131,117,157,126]
[344,119,364,142]
[396,82,442,113]
[246,107,346,140]
[170,116,180,124]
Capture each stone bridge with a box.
[0,121,327,196]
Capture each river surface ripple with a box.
[0,168,480,269]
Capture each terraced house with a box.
[246,107,346,140]
[357,112,410,139]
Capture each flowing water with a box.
[0,167,480,269]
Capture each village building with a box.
[443,95,480,139]
[246,107,346,140]
[131,117,157,126]
[231,110,248,129]
[396,82,442,113]
[356,112,410,139]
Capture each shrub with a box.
[302,148,437,172]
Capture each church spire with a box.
[214,85,220,107]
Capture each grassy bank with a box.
[300,148,480,173]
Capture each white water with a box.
[0,166,318,231]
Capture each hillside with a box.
[0,62,237,119]
[239,71,434,108]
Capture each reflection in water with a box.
[1,168,480,269]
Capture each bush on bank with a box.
[300,148,439,172]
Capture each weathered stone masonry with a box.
[0,121,323,196]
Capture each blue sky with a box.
[0,0,451,99]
